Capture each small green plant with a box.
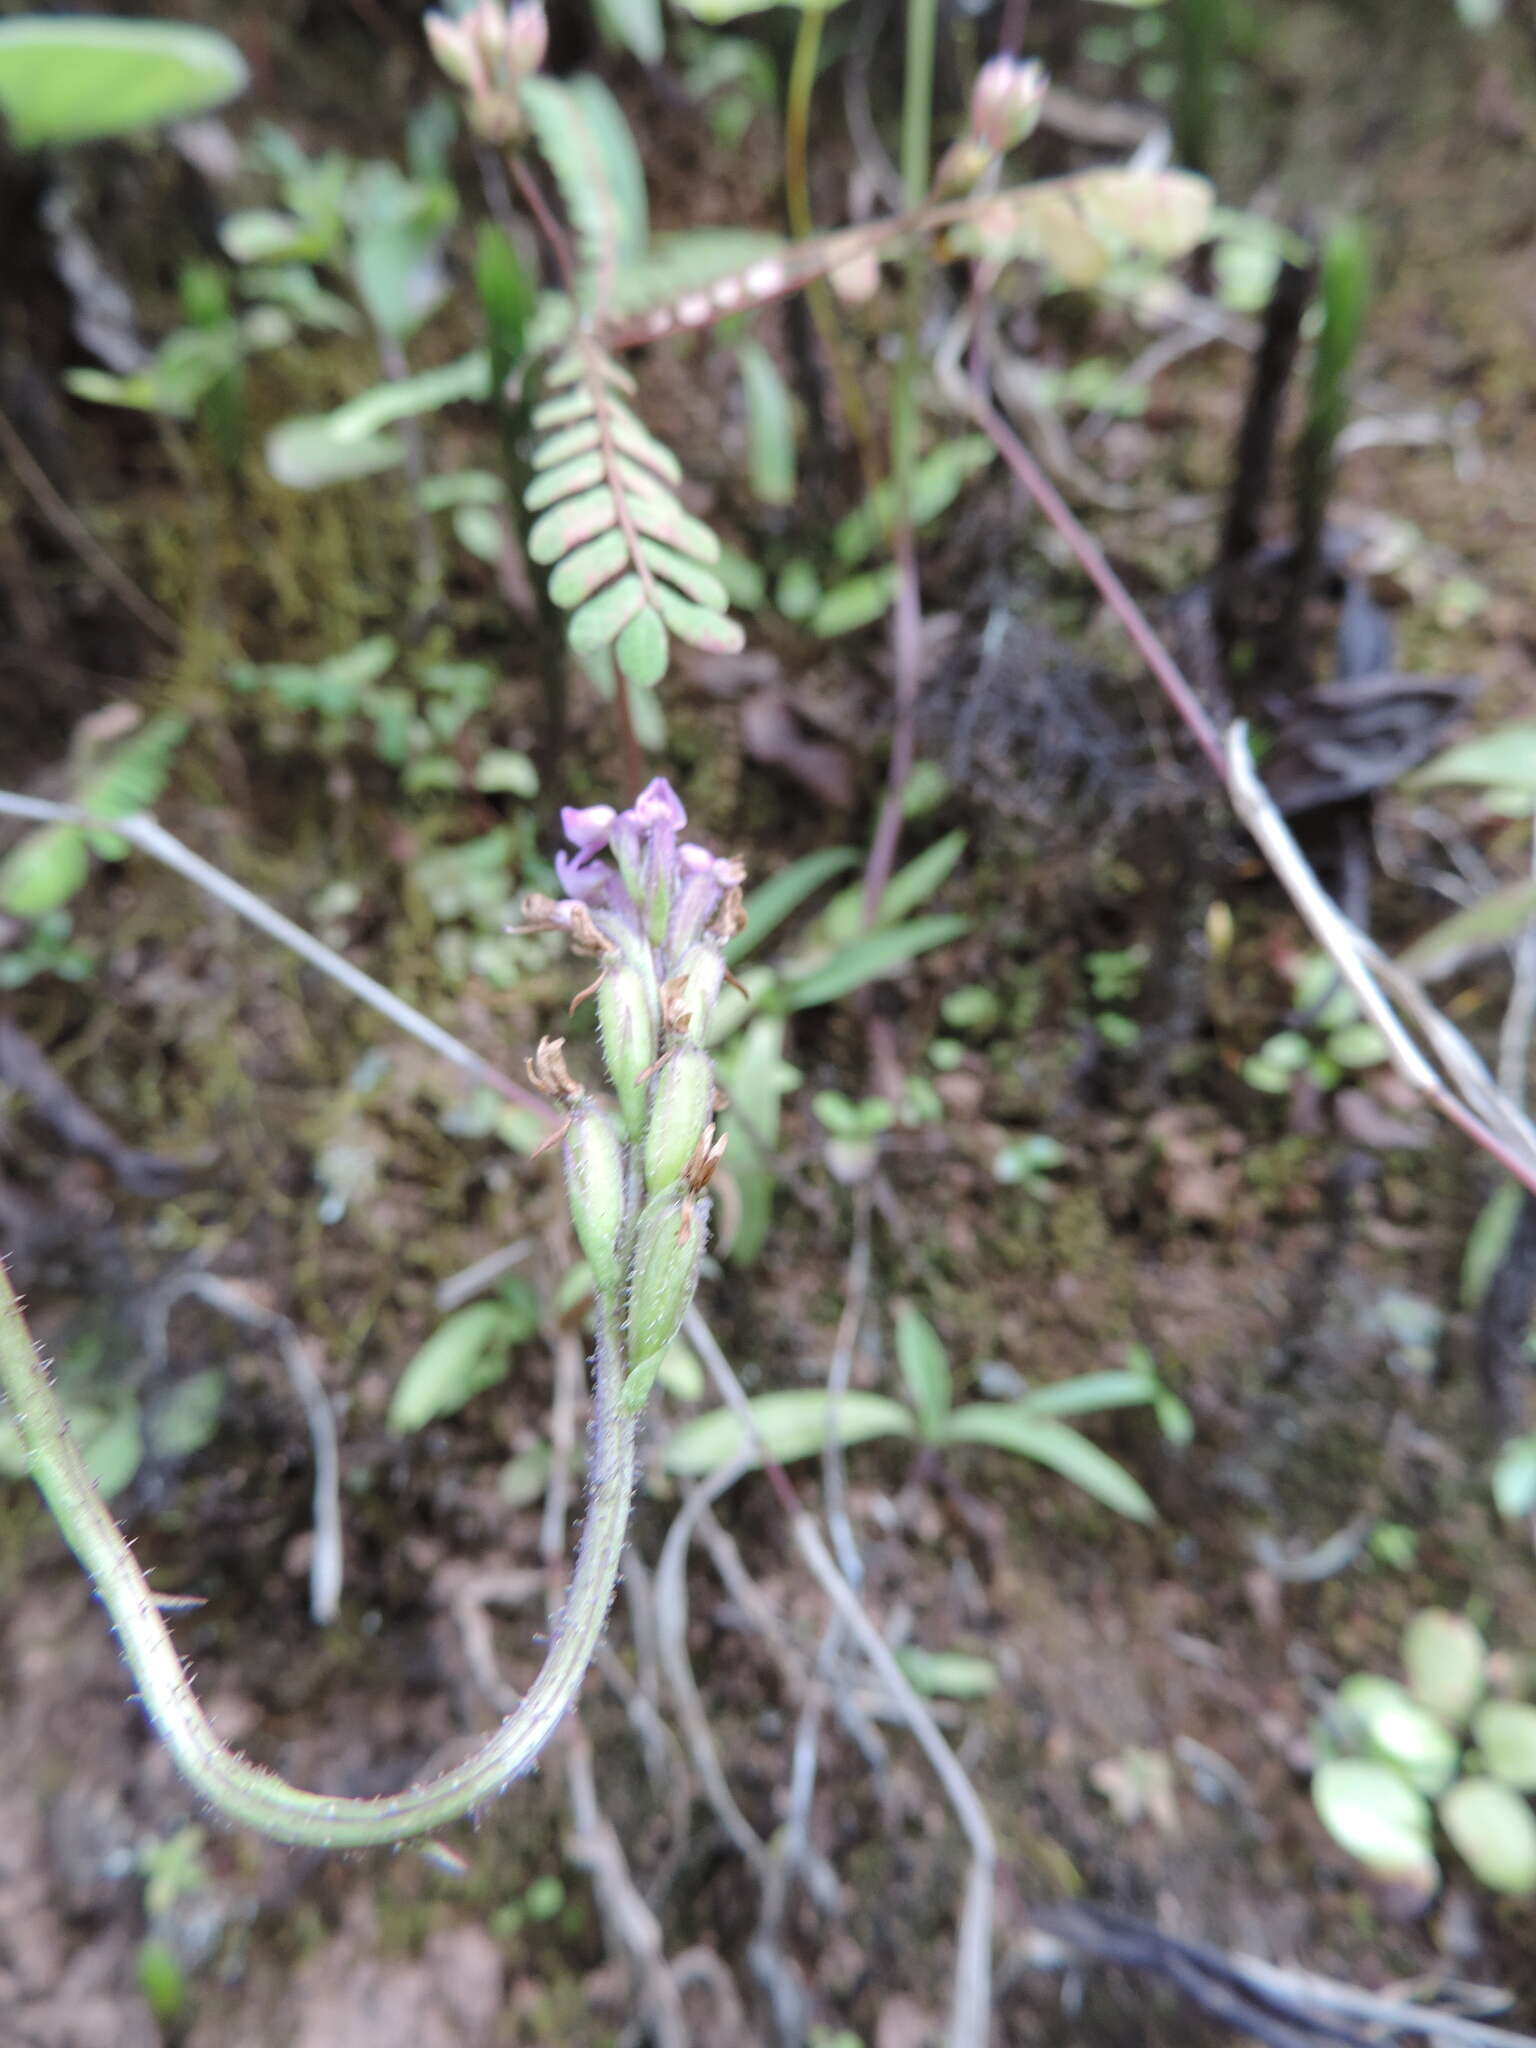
[1312,1609,1536,1898]
[1242,954,1387,1095]
[668,1307,1186,1523]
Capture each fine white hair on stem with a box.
[0,1258,638,1847]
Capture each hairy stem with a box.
[0,1262,636,1846]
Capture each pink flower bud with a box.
[969,55,1048,156]
[424,11,477,88]
[505,0,548,77]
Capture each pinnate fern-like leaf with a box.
[520,74,647,316]
[525,340,743,687]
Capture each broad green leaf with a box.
[0,824,91,916]
[1336,1676,1460,1795]
[1410,723,1536,795]
[266,414,403,489]
[776,915,967,1012]
[736,339,796,507]
[387,1302,517,1433]
[726,847,858,965]
[473,749,539,797]
[1474,1701,1536,1792]
[894,1647,1000,1700]
[1402,1610,1486,1725]
[0,17,248,149]
[894,1306,951,1440]
[664,1389,914,1476]
[1313,1759,1438,1886]
[941,1403,1157,1521]
[1440,1778,1536,1894]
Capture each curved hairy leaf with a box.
[0,17,248,149]
[524,339,742,687]
[941,1403,1157,1521]
[520,74,647,315]
[665,1389,914,1477]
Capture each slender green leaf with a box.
[941,1403,1157,1521]
[1015,1370,1162,1420]
[894,1307,951,1439]
[776,915,967,1012]
[894,1647,999,1700]
[726,847,858,965]
[665,1389,913,1476]
[736,339,796,507]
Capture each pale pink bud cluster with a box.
[423,2,547,143]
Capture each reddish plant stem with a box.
[970,366,1536,1202]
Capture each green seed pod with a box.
[563,1105,627,1297]
[643,1045,712,1195]
[667,946,724,1044]
[597,961,656,1138]
[625,1191,705,1407]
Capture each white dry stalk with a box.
[1224,725,1536,1194]
[147,1271,345,1625]
[684,1308,998,2048]
[0,792,549,1118]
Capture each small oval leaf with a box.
[1440,1777,1536,1894]
[388,1303,515,1434]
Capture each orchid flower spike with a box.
[525,780,745,1411]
